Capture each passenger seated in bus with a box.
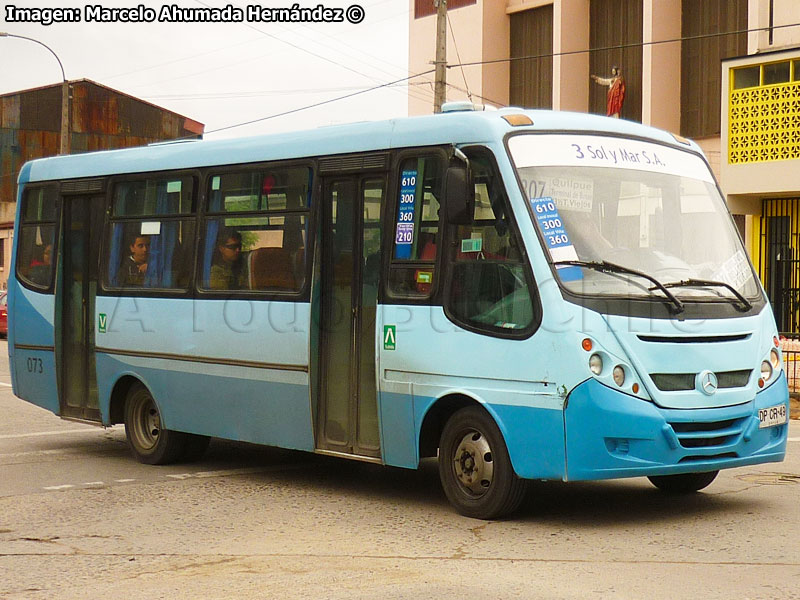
[29,243,53,286]
[117,235,150,286]
[210,229,248,290]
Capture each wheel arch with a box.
[418,391,505,461]
[107,374,146,426]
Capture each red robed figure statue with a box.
[591,66,626,118]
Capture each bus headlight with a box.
[760,360,773,382]
[589,354,603,375]
[613,365,625,387]
[770,348,781,370]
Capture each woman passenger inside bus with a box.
[210,229,248,290]
[29,243,53,286]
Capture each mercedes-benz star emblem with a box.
[697,370,718,395]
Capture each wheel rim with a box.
[452,429,494,497]
[130,392,161,452]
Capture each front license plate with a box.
[758,404,787,428]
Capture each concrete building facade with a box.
[409,0,800,332]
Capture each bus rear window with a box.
[17,187,57,290]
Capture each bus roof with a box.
[19,107,700,185]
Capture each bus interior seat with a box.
[248,247,296,290]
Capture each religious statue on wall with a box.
[591,66,626,118]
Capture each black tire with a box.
[124,383,190,465]
[439,406,527,519]
[648,470,719,493]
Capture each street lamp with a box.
[0,32,70,154]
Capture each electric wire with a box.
[448,21,800,70]
[199,68,435,137]
[446,11,472,103]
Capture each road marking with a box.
[789,437,800,442]
[166,467,270,480]
[43,484,75,491]
[0,428,107,440]
[84,481,105,486]
[0,382,12,387]
[115,479,136,483]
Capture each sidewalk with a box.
[792,394,800,420]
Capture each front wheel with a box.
[648,471,719,493]
[439,406,527,519]
[124,383,207,465]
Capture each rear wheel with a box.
[648,471,719,493]
[438,406,527,519]
[124,383,208,464]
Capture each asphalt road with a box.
[1,339,799,600]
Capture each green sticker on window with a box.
[461,238,482,253]
[98,313,107,334]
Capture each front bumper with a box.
[564,373,789,481]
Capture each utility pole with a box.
[0,32,69,154]
[433,0,447,113]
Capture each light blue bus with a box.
[9,105,789,518]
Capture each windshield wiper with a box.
[660,279,753,312]
[552,260,684,314]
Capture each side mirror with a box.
[444,162,474,224]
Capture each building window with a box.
[589,0,642,122]
[729,58,800,164]
[681,0,747,138]
[510,5,553,109]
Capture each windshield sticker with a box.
[394,169,417,259]
[509,134,714,183]
[461,237,483,253]
[714,250,751,290]
[521,176,594,213]
[531,197,582,281]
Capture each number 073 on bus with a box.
[8,104,788,519]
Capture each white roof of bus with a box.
[19,108,700,184]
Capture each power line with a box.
[446,11,471,103]
[201,68,435,137]
[448,21,800,69]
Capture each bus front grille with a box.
[651,370,752,392]
[668,418,747,449]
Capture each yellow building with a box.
[408,0,800,332]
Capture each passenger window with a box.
[388,156,443,297]
[201,166,311,293]
[106,177,196,289]
[17,187,57,290]
[446,154,534,335]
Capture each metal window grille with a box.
[760,198,800,334]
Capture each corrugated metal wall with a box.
[0,80,203,204]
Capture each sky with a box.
[1,0,422,139]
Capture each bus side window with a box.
[105,177,196,290]
[445,153,534,336]
[199,166,311,293]
[387,155,443,299]
[16,187,57,291]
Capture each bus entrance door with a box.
[317,176,385,459]
[57,195,103,421]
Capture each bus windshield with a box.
[508,134,761,301]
